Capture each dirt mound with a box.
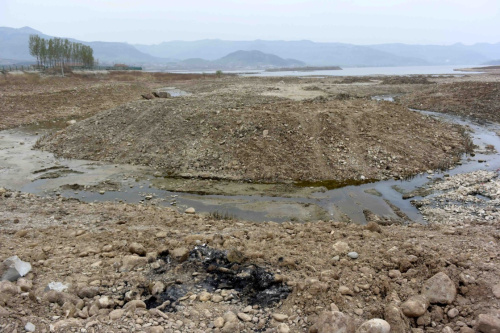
[37,94,467,182]
[399,81,500,122]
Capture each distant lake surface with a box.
[163,65,480,77]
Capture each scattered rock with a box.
[273,313,289,322]
[309,311,354,333]
[142,93,154,100]
[120,255,148,272]
[356,319,391,333]
[24,322,36,332]
[492,284,500,299]
[0,255,32,281]
[46,281,68,292]
[365,221,382,233]
[185,207,196,214]
[238,312,252,322]
[347,252,359,259]
[214,317,225,328]
[447,308,459,319]
[476,314,500,333]
[17,278,32,291]
[389,270,402,278]
[171,247,190,262]
[278,323,291,333]
[77,286,99,299]
[129,242,147,256]
[153,91,171,98]
[422,272,456,304]
[332,241,349,253]
[109,309,124,320]
[401,295,429,317]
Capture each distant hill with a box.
[215,50,304,68]
[2,26,499,68]
[135,39,428,67]
[165,50,305,70]
[0,26,171,65]
[366,43,493,65]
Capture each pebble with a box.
[348,252,359,259]
[401,295,429,317]
[447,308,459,319]
[214,317,225,328]
[338,286,353,296]
[356,318,391,333]
[492,283,500,299]
[422,272,456,305]
[476,314,500,333]
[238,312,252,322]
[109,309,124,320]
[389,270,402,278]
[332,241,349,253]
[272,313,289,322]
[25,322,36,332]
[129,242,147,256]
[185,207,196,214]
[278,323,290,333]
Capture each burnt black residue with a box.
[144,245,291,311]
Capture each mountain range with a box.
[1,26,499,68]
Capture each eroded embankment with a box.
[399,81,500,123]
[37,94,468,182]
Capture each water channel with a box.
[1,97,499,224]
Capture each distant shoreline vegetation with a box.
[265,66,342,72]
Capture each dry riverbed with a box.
[1,71,500,332]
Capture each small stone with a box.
[238,312,252,322]
[214,317,225,328]
[185,207,196,214]
[171,247,190,262]
[120,255,148,272]
[332,241,349,253]
[109,309,124,320]
[442,327,454,333]
[199,291,211,302]
[339,286,353,295]
[447,308,459,319]
[356,318,391,333]
[354,309,364,316]
[348,252,359,259]
[17,278,32,292]
[492,284,500,299]
[227,248,245,263]
[25,322,36,332]
[148,326,164,333]
[77,286,99,299]
[476,314,500,333]
[401,295,429,318]
[278,323,290,333]
[272,313,289,322]
[309,311,354,333]
[0,256,32,281]
[97,296,113,308]
[422,272,457,305]
[389,270,402,278]
[365,221,382,233]
[123,300,146,311]
[212,295,223,303]
[129,242,147,256]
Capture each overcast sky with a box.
[2,0,499,45]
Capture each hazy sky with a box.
[2,0,499,45]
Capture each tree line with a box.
[28,34,94,69]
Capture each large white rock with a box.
[356,319,391,333]
[0,256,31,281]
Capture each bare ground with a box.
[1,72,500,333]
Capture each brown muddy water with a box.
[1,98,500,224]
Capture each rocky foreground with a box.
[0,182,499,332]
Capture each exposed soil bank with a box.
[399,81,500,123]
[36,94,467,183]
